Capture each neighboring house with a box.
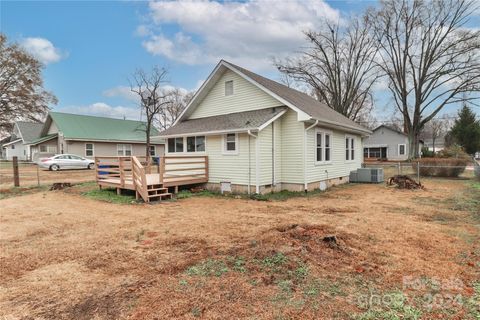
[422,135,446,153]
[29,112,165,161]
[0,136,12,159]
[157,60,371,193]
[2,121,43,161]
[363,125,423,161]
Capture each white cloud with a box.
[21,37,65,64]
[102,86,139,102]
[141,0,341,70]
[60,102,141,120]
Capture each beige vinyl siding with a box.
[47,122,58,134]
[63,141,164,159]
[204,133,256,186]
[274,119,282,185]
[280,109,305,184]
[305,128,362,183]
[189,70,282,119]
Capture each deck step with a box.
[148,192,172,198]
[147,187,168,192]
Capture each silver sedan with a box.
[38,154,95,171]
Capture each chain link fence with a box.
[363,161,477,183]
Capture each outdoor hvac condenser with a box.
[349,168,384,183]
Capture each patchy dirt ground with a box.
[0,162,95,188]
[0,180,479,319]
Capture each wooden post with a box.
[36,164,40,186]
[417,161,420,183]
[204,156,209,179]
[12,156,19,187]
[160,156,165,184]
[119,157,125,188]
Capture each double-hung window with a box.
[117,144,132,156]
[315,130,331,164]
[345,136,355,161]
[398,144,406,156]
[168,136,205,153]
[223,133,238,154]
[149,145,156,156]
[85,143,94,157]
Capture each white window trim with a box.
[85,143,94,157]
[345,135,356,162]
[315,129,333,165]
[166,136,207,155]
[116,144,132,156]
[398,143,406,156]
[222,133,239,155]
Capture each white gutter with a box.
[247,130,259,194]
[304,120,319,191]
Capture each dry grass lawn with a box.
[0,179,479,319]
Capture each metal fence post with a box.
[12,156,19,187]
[398,162,401,175]
[417,161,420,183]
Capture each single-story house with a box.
[0,136,13,159]
[363,125,423,161]
[422,135,446,153]
[2,121,43,161]
[156,60,372,193]
[29,112,165,161]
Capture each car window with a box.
[70,155,82,160]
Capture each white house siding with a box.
[305,128,362,184]
[189,69,282,119]
[258,123,274,186]
[204,133,256,186]
[5,141,28,161]
[280,110,305,184]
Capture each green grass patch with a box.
[175,189,219,199]
[186,259,229,277]
[82,187,139,204]
[353,291,422,320]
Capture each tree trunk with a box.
[145,122,151,162]
[408,130,420,160]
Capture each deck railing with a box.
[161,156,209,187]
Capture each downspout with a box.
[247,130,258,194]
[304,120,319,191]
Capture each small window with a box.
[40,145,47,152]
[187,136,205,152]
[325,133,331,161]
[149,145,156,156]
[225,80,234,96]
[11,145,15,149]
[168,137,184,153]
[345,136,355,161]
[85,143,94,157]
[399,144,406,155]
[223,133,238,154]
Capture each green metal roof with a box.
[48,112,160,142]
[29,133,57,145]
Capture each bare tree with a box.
[156,88,194,131]
[422,116,449,154]
[276,17,380,121]
[0,33,57,136]
[367,0,480,159]
[130,66,170,160]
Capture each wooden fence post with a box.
[417,161,420,183]
[12,156,19,187]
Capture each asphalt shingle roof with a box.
[159,107,287,136]
[48,112,160,142]
[16,121,43,143]
[224,61,370,133]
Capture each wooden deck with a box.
[95,156,208,202]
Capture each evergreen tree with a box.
[449,104,480,155]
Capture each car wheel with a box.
[50,164,60,171]
[88,163,94,170]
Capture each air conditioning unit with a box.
[349,168,384,183]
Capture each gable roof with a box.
[16,121,43,143]
[159,107,287,137]
[373,125,407,136]
[176,60,371,135]
[42,112,162,143]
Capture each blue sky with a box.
[1,0,478,122]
